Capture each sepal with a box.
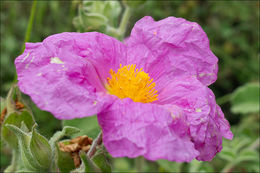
[1,111,34,149]
[55,142,76,173]
[73,1,121,36]
[79,151,101,173]
[92,145,112,173]
[1,85,35,149]
[30,125,52,169]
[5,124,44,171]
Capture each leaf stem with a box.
[87,132,102,158]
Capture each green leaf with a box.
[82,1,121,26]
[74,1,122,33]
[113,158,132,172]
[3,150,19,173]
[1,110,34,149]
[80,12,108,30]
[236,149,259,163]
[157,160,182,172]
[92,146,111,173]
[30,125,52,169]
[62,116,99,138]
[71,164,85,173]
[49,126,80,172]
[233,137,251,153]
[218,148,236,162]
[55,143,75,173]
[231,83,260,114]
[6,124,43,171]
[102,1,121,26]
[20,121,29,133]
[189,160,213,173]
[49,126,80,148]
[246,160,260,173]
[79,151,101,173]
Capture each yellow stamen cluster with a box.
[106,64,158,103]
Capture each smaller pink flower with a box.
[15,16,233,162]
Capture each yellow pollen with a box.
[106,64,158,103]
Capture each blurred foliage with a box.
[231,83,259,114]
[63,116,100,139]
[1,0,259,172]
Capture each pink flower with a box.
[15,16,233,162]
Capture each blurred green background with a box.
[1,0,259,172]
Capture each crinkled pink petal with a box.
[126,16,218,86]
[97,98,199,162]
[15,32,126,119]
[42,32,127,83]
[154,75,233,161]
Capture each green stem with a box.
[4,150,19,173]
[21,0,37,53]
[118,6,131,39]
[135,157,144,172]
[221,162,235,173]
[14,0,37,82]
[105,5,132,40]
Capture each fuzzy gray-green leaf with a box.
[6,124,43,171]
[1,111,34,149]
[80,151,101,173]
[62,116,99,138]
[30,126,52,169]
[55,143,75,173]
[92,148,111,173]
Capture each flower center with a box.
[106,64,158,103]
